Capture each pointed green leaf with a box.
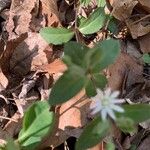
[85,78,97,97]
[40,27,74,45]
[64,41,89,66]
[49,69,85,105]
[92,39,120,72]
[85,74,107,97]
[84,39,120,72]
[18,101,55,150]
[93,74,107,89]
[117,104,150,124]
[75,117,110,150]
[79,7,106,34]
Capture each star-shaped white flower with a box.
[90,88,125,121]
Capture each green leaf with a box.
[40,27,74,45]
[84,39,120,72]
[92,39,120,72]
[97,0,106,7]
[93,74,107,89]
[108,17,118,34]
[79,7,106,34]
[75,117,110,150]
[49,69,85,105]
[142,53,150,64]
[85,78,97,97]
[117,104,150,124]
[64,41,89,66]
[106,141,115,150]
[18,101,55,150]
[85,74,107,97]
[80,0,91,6]
[116,117,137,133]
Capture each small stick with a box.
[0,116,18,122]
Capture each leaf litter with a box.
[0,0,150,149]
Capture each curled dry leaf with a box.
[112,0,138,21]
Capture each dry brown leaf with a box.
[9,32,53,76]
[138,0,150,13]
[41,0,60,27]
[138,33,150,53]
[4,0,61,76]
[126,18,150,39]
[6,0,37,40]
[108,52,143,91]
[41,59,67,74]
[112,0,138,21]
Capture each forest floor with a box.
[0,0,150,149]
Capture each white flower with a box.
[90,88,125,121]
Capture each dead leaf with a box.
[126,17,150,39]
[138,0,150,13]
[9,32,53,76]
[108,52,143,91]
[138,33,150,53]
[112,0,138,21]
[40,59,67,74]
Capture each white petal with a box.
[107,109,116,120]
[111,104,124,113]
[113,99,125,104]
[90,99,100,109]
[101,109,107,121]
[91,106,102,115]
[110,91,119,98]
[104,88,111,97]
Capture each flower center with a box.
[102,98,109,106]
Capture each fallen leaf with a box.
[126,17,150,39]
[112,0,138,21]
[40,59,67,74]
[138,0,150,13]
[0,68,8,92]
[108,52,143,91]
[138,33,150,53]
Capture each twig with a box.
[130,14,150,25]
[0,116,18,122]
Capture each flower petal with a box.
[104,88,111,97]
[107,109,116,120]
[101,109,107,121]
[111,104,124,113]
[91,105,102,115]
[113,99,125,104]
[110,91,119,98]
